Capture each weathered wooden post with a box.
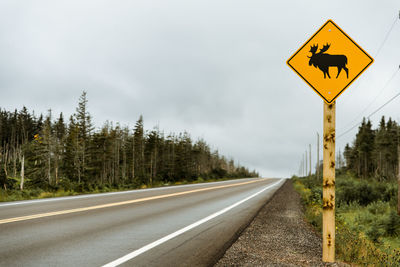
[309,144,312,176]
[317,132,320,180]
[323,102,335,262]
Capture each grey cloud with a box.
[1,0,399,177]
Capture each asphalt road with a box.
[0,178,284,267]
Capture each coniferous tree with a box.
[41,110,54,185]
[133,116,145,185]
[53,113,66,185]
[64,115,80,183]
[374,117,387,179]
[74,91,93,184]
[145,129,159,185]
[353,118,375,178]
[386,119,398,178]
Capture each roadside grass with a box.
[0,176,240,202]
[293,173,400,265]
[0,187,77,202]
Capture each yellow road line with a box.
[0,179,262,225]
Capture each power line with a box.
[337,91,400,139]
[338,67,400,132]
[339,14,399,107]
[366,91,400,119]
[375,15,399,59]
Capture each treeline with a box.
[343,116,399,180]
[0,92,258,192]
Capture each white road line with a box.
[0,178,257,207]
[102,178,285,267]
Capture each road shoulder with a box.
[215,179,345,266]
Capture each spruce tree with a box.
[41,110,54,185]
[133,116,145,185]
[53,113,66,184]
[354,118,375,178]
[64,115,80,183]
[74,91,94,184]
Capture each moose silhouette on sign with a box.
[308,43,348,79]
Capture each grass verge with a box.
[0,176,240,202]
[293,173,400,265]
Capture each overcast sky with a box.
[1,1,399,177]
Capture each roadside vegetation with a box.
[293,116,400,265]
[0,176,236,202]
[0,91,258,202]
[294,172,400,265]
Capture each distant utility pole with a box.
[317,132,320,180]
[305,151,308,177]
[299,157,302,177]
[309,144,312,176]
[300,156,303,177]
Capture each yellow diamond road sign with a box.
[287,20,373,103]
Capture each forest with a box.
[343,116,399,180]
[0,92,258,196]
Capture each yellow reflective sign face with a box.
[287,20,373,103]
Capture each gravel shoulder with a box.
[215,179,346,266]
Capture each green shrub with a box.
[336,220,399,265]
[74,183,85,193]
[383,211,400,237]
[336,178,359,205]
[196,177,205,183]
[368,201,391,216]
[336,178,394,207]
[367,223,385,242]
[305,205,322,230]
[58,178,74,191]
[358,182,380,205]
